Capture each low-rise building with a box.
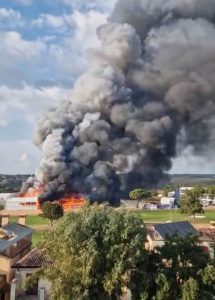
[160,197,175,207]
[0,216,33,300]
[146,221,198,250]
[12,248,51,299]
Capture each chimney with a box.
[1,214,9,226]
[18,214,26,226]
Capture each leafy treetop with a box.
[42,201,64,226]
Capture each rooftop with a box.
[12,248,51,269]
[0,223,33,253]
[198,228,215,242]
[149,221,198,240]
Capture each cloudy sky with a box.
[0,0,213,174]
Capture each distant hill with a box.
[0,174,215,193]
[170,174,215,186]
[0,174,32,193]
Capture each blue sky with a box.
[0,0,214,174]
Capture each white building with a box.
[0,193,13,206]
[199,196,215,207]
[160,197,175,206]
[4,197,37,210]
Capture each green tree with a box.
[193,186,205,197]
[197,265,215,300]
[181,278,198,300]
[180,190,204,220]
[42,201,64,226]
[132,234,213,300]
[206,186,215,199]
[162,185,175,197]
[38,205,147,300]
[129,189,151,208]
[0,204,4,211]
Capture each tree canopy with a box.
[206,186,215,199]
[180,190,204,219]
[35,206,215,300]
[131,234,215,300]
[42,201,64,226]
[129,189,151,208]
[39,205,147,300]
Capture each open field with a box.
[132,208,215,224]
[9,215,49,226]
[133,209,215,224]
[3,208,215,226]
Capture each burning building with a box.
[22,0,215,205]
[4,186,86,211]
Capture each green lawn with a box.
[32,231,45,247]
[9,215,49,225]
[133,209,215,224]
[8,208,215,226]
[26,215,49,226]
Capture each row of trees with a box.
[29,206,215,300]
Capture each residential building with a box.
[146,221,198,250]
[12,248,51,300]
[0,215,33,300]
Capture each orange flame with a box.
[18,186,86,210]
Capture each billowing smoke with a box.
[31,0,215,204]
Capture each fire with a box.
[18,186,86,210]
[36,194,86,210]
[20,186,44,198]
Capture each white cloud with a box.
[0,8,107,87]
[0,31,46,59]
[32,14,72,30]
[46,10,107,79]
[0,140,40,174]
[0,31,46,87]
[19,152,30,162]
[0,84,70,126]
[0,8,24,30]
[0,2,114,174]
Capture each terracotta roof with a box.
[12,248,51,268]
[198,228,215,242]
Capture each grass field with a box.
[132,209,215,224]
[9,208,215,226]
[32,231,44,246]
[10,215,50,225]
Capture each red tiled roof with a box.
[12,248,51,268]
[198,228,215,241]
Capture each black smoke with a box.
[30,0,215,203]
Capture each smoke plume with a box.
[32,0,215,204]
